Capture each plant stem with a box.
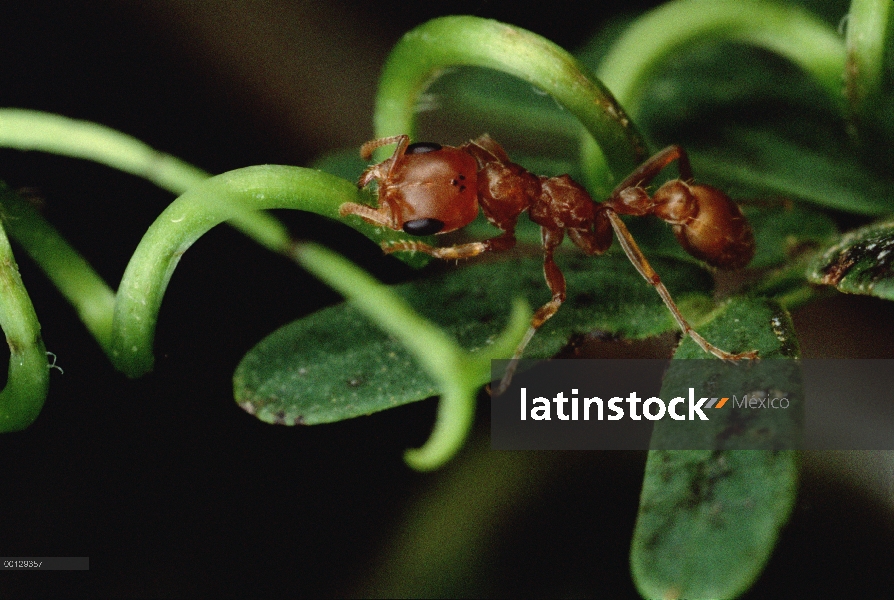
[0,186,49,431]
[0,109,290,252]
[372,15,648,196]
[0,188,116,354]
[598,0,847,117]
[0,109,207,194]
[845,0,894,129]
[110,166,361,375]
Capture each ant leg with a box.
[608,145,693,198]
[359,134,409,161]
[383,230,517,260]
[494,228,566,394]
[342,136,411,228]
[605,210,758,360]
[530,228,567,330]
[338,201,398,229]
[357,135,411,189]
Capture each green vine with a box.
[370,15,648,195]
[597,0,846,116]
[844,0,893,125]
[292,243,529,470]
[0,109,421,255]
[0,185,48,432]
[0,110,527,468]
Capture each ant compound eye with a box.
[402,218,445,235]
[406,142,442,154]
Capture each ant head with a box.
[383,141,480,235]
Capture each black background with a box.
[1,1,893,597]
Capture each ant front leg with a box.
[339,199,399,230]
[382,230,516,260]
[339,135,411,230]
[359,134,409,162]
[357,135,411,189]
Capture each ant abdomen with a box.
[611,179,754,270]
[669,183,755,270]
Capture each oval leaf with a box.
[234,252,714,425]
[807,219,894,299]
[631,298,800,599]
[690,130,894,216]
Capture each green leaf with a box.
[632,448,798,600]
[633,42,842,133]
[595,0,845,119]
[744,201,837,269]
[674,296,799,359]
[690,129,894,216]
[807,219,894,300]
[623,39,894,215]
[631,298,800,600]
[636,41,894,216]
[844,0,894,138]
[585,10,894,217]
[234,252,714,425]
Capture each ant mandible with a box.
[339,134,757,391]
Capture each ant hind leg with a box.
[605,210,757,360]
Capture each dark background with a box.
[0,1,892,597]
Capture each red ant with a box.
[339,134,757,391]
